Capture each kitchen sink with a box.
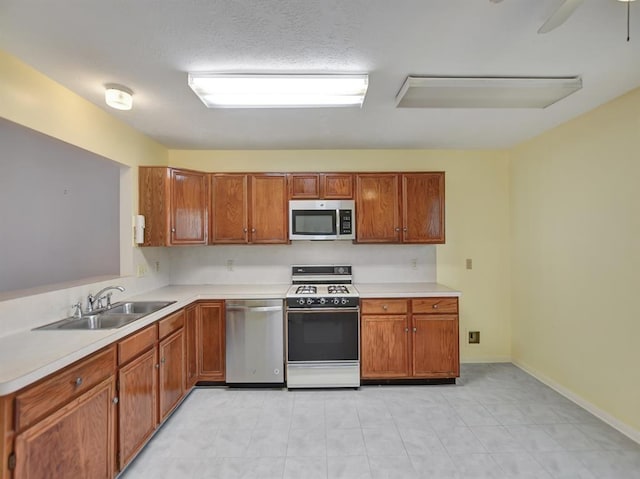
[35,301,176,330]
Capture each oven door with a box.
[286,309,359,362]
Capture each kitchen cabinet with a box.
[185,304,199,389]
[288,173,354,199]
[210,173,288,244]
[360,297,459,379]
[11,346,117,479]
[139,167,209,246]
[195,301,226,382]
[355,172,445,244]
[117,325,158,469]
[158,311,186,421]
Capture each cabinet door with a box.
[412,315,459,377]
[158,329,185,421]
[211,174,249,243]
[118,348,158,469]
[321,173,353,199]
[185,305,198,389]
[196,302,225,381]
[139,167,170,247]
[355,174,401,243]
[288,174,320,199]
[402,173,445,244]
[250,175,288,244]
[170,169,208,245]
[360,314,410,378]
[14,377,116,479]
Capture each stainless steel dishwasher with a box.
[225,299,285,386]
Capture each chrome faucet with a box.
[87,285,125,312]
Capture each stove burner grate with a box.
[295,285,317,295]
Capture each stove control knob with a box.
[341,298,348,305]
[298,298,305,305]
[333,298,340,305]
[337,267,345,274]
[306,298,314,305]
[319,298,326,305]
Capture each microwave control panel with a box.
[339,209,353,235]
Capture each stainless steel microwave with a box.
[289,200,355,240]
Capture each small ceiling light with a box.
[105,84,133,110]
[187,73,368,108]
[395,76,582,109]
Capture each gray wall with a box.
[0,118,120,293]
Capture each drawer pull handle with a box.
[74,377,83,387]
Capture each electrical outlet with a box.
[136,264,147,277]
[155,261,160,272]
[411,258,417,270]
[466,258,473,270]
[469,331,480,344]
[226,259,234,271]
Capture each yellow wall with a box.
[0,50,166,168]
[169,149,513,362]
[510,89,640,433]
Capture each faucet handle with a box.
[105,292,113,309]
[71,302,83,319]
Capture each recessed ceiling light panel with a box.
[188,73,369,108]
[396,76,582,109]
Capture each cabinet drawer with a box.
[361,299,408,315]
[412,297,458,314]
[15,345,116,431]
[118,325,158,365]
[158,309,184,339]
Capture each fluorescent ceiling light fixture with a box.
[187,74,368,108]
[395,76,582,109]
[104,84,133,110]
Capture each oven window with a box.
[287,310,359,361]
[292,210,337,236]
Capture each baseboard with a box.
[461,356,512,364]
[513,359,640,446]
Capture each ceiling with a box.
[2,0,640,150]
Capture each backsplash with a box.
[169,242,436,284]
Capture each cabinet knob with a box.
[155,363,160,369]
[112,397,119,405]
[161,357,166,364]
[171,228,176,233]
[243,228,248,233]
[74,377,83,387]
[433,304,438,309]
[403,227,407,232]
[382,304,388,310]
[413,327,417,333]
[404,327,409,333]
[395,227,400,232]
[251,228,256,233]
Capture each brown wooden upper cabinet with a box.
[355,172,445,244]
[288,173,354,199]
[139,167,209,246]
[210,173,288,244]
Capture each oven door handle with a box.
[286,308,359,313]
[227,305,283,312]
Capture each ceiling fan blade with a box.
[537,0,585,34]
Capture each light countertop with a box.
[0,282,459,395]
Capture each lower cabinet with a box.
[158,328,185,420]
[11,347,118,479]
[195,301,225,382]
[118,347,157,469]
[361,297,459,379]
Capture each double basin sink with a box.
[36,301,176,331]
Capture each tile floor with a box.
[120,363,640,478]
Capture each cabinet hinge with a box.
[8,452,16,471]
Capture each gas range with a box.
[285,265,360,309]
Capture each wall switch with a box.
[226,259,234,271]
[469,331,480,344]
[466,258,473,270]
